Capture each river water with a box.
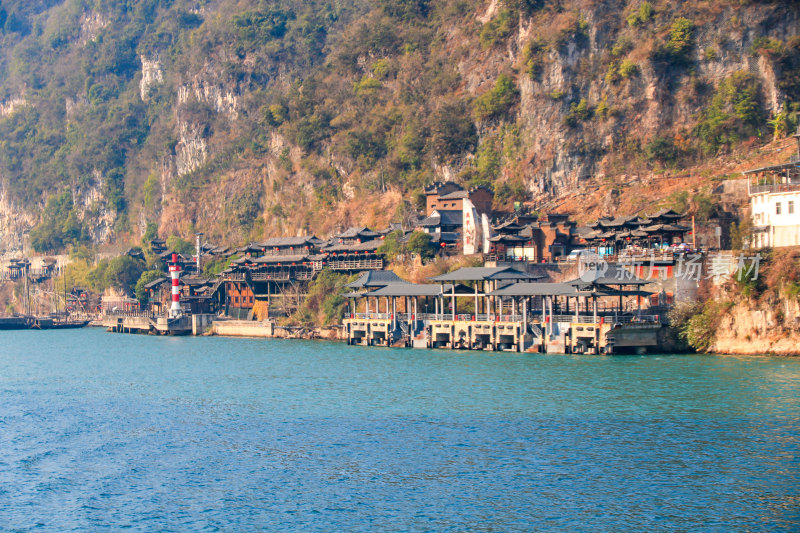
[0,328,798,531]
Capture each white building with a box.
[747,129,800,248]
[750,187,800,248]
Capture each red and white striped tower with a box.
[168,253,183,318]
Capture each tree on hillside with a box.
[104,256,146,296]
[135,270,164,305]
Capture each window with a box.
[776,202,782,215]
[789,200,795,214]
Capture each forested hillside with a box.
[0,0,798,253]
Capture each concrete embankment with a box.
[210,319,344,341]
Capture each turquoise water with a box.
[1,329,799,531]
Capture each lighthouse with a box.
[168,253,183,318]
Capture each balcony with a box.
[328,258,384,271]
[749,183,800,195]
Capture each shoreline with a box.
[10,320,800,355]
[94,315,800,355]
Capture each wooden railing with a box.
[328,259,383,270]
[103,309,158,318]
[749,183,800,195]
[348,313,391,320]
[251,272,290,281]
[250,270,314,281]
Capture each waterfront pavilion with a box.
[428,266,545,319]
[488,265,655,327]
[344,270,410,315]
[345,282,465,327]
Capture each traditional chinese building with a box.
[579,210,690,256]
[424,182,494,216]
[487,214,578,262]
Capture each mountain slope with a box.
[0,0,798,253]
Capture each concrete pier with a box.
[102,314,193,335]
[344,314,663,354]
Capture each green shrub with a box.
[681,300,727,352]
[626,1,653,27]
[263,103,287,126]
[607,58,639,84]
[475,136,502,181]
[652,17,694,66]
[291,270,354,326]
[104,255,146,296]
[734,267,764,298]
[371,58,394,79]
[473,74,519,121]
[645,135,680,165]
[203,257,233,278]
[521,39,548,79]
[502,0,545,16]
[495,179,528,204]
[611,36,633,57]
[354,76,383,96]
[143,172,160,211]
[554,12,589,49]
[730,218,753,250]
[750,36,786,58]
[226,190,262,227]
[379,230,435,261]
[406,231,435,260]
[605,61,621,84]
[768,103,798,140]
[135,270,164,304]
[378,0,431,21]
[671,299,734,352]
[618,59,639,78]
[692,192,714,221]
[231,9,290,47]
[142,222,159,245]
[595,99,616,119]
[694,71,765,154]
[29,191,90,253]
[166,235,195,255]
[668,300,702,351]
[480,9,515,48]
[564,98,592,127]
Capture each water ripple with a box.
[0,329,798,531]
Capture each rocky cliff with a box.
[685,249,800,356]
[0,0,798,252]
[711,297,800,355]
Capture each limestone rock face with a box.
[140,55,164,101]
[0,186,33,259]
[711,298,800,356]
[0,0,799,249]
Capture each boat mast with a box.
[24,263,30,316]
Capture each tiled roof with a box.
[419,210,462,227]
[430,266,542,282]
[336,227,380,239]
[437,190,469,200]
[346,270,408,289]
[252,254,310,264]
[324,239,383,253]
[259,236,319,248]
